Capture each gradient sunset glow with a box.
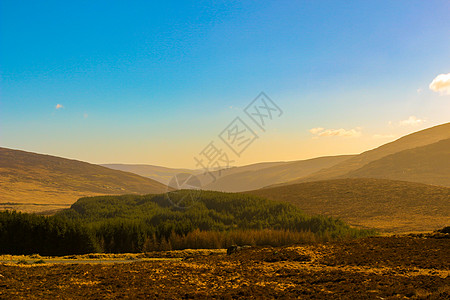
[1,1,449,168]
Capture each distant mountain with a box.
[345,138,450,187]
[101,164,202,185]
[0,148,167,212]
[274,122,450,187]
[102,161,293,186]
[204,155,355,192]
[247,178,450,233]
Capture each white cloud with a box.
[397,116,425,127]
[309,127,324,134]
[373,134,395,139]
[309,127,362,138]
[429,73,450,95]
[389,116,426,127]
[416,88,422,94]
[55,104,63,109]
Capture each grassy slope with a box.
[0,148,167,212]
[276,122,450,186]
[345,138,450,187]
[247,178,450,233]
[205,155,355,192]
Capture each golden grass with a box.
[0,147,168,213]
[248,178,450,234]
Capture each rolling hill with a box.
[345,138,450,187]
[102,161,293,187]
[100,164,201,185]
[247,178,450,233]
[273,122,450,187]
[0,148,168,212]
[204,155,355,192]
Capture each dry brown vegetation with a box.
[247,178,450,234]
[0,236,448,299]
[0,147,167,212]
[346,138,450,187]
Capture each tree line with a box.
[0,191,375,255]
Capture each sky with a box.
[1,0,449,168]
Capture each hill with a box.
[102,161,291,187]
[276,122,450,186]
[0,148,167,212]
[110,123,449,191]
[247,178,450,233]
[204,155,355,192]
[345,138,450,186]
[100,164,201,185]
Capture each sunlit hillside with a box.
[247,178,450,233]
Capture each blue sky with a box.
[1,0,449,167]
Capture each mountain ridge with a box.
[343,138,450,187]
[0,147,168,212]
[204,155,356,192]
[269,122,450,188]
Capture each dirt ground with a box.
[0,236,449,299]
